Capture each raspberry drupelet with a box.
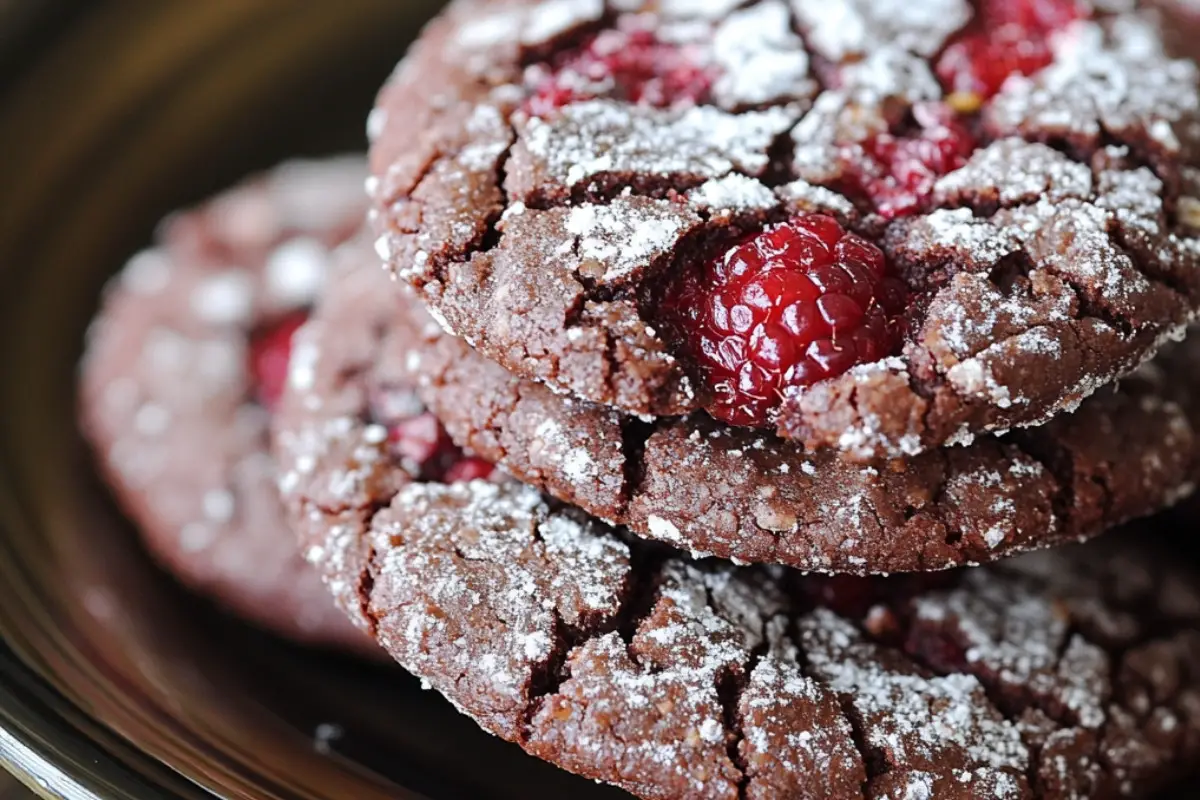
[252,317,492,482]
[936,0,1086,106]
[839,103,977,220]
[659,214,908,427]
[525,24,715,116]
[384,410,495,483]
[248,312,309,410]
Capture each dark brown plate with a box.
[0,2,625,797]
[0,2,1197,798]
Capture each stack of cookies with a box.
[82,0,1200,797]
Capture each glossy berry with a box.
[841,103,976,219]
[525,26,714,116]
[248,312,308,410]
[386,411,494,483]
[659,215,907,427]
[936,0,1085,103]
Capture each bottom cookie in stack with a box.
[79,157,376,655]
[274,252,1200,798]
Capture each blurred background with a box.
[2,2,1200,799]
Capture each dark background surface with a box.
[0,2,1199,799]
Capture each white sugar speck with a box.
[121,249,172,295]
[202,488,235,524]
[191,270,254,325]
[648,515,683,543]
[313,723,343,755]
[265,237,330,306]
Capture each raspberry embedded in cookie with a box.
[443,457,496,483]
[248,311,308,410]
[840,102,976,219]
[387,410,494,483]
[936,0,1086,105]
[525,25,714,116]
[388,412,453,466]
[659,215,908,427]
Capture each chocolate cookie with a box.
[369,0,1200,461]
[394,284,1200,574]
[273,254,1200,797]
[80,157,374,652]
[277,397,1200,800]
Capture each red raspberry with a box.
[840,103,976,219]
[936,0,1085,104]
[388,412,455,468]
[387,411,495,483]
[443,457,495,483]
[658,214,908,427]
[526,25,714,116]
[248,311,308,410]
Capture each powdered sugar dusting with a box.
[913,569,1108,730]
[565,199,694,283]
[709,1,815,109]
[801,608,1029,790]
[934,138,1093,207]
[191,270,254,326]
[987,17,1200,161]
[791,0,972,61]
[522,0,605,45]
[687,174,777,213]
[514,99,794,197]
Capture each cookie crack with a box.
[480,125,516,257]
[876,608,1026,727]
[788,622,882,786]
[408,125,518,295]
[1005,429,1089,538]
[355,487,410,640]
[615,547,670,646]
[517,545,668,737]
[1111,221,1199,302]
[519,607,580,743]
[777,611,874,795]
[883,567,1200,796]
[359,537,383,638]
[617,416,656,518]
[919,446,969,554]
[722,647,760,800]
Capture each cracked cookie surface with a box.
[398,282,1200,574]
[369,0,1200,461]
[80,158,375,653]
[270,256,1200,796]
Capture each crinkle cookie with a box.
[369,0,1200,461]
[273,247,1200,799]
[400,286,1200,574]
[80,157,375,652]
[275,295,1200,800]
